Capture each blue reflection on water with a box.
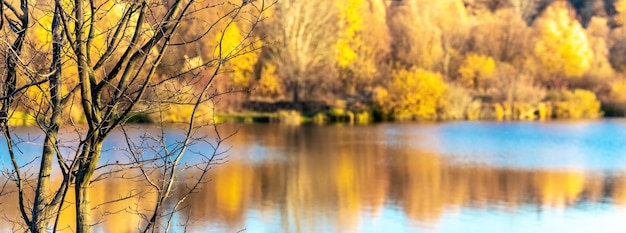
[438,204,626,233]
[383,119,626,171]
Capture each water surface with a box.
[2,120,626,232]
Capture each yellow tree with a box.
[533,1,593,89]
[336,0,363,94]
[256,63,284,98]
[336,0,389,96]
[552,89,601,119]
[336,0,362,69]
[458,53,496,91]
[374,68,447,120]
[216,23,260,90]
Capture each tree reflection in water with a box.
[1,124,625,232]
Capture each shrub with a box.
[375,68,447,120]
[550,89,601,119]
[439,85,472,120]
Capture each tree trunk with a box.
[30,132,57,232]
[292,79,300,110]
[30,6,64,231]
[75,141,103,233]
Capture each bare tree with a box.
[509,0,552,24]
[262,0,338,106]
[0,0,272,232]
[387,0,470,77]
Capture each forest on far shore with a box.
[211,0,626,122]
[9,0,626,125]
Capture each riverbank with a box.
[5,99,609,127]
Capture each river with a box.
[2,120,626,232]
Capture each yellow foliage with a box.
[533,2,593,81]
[466,100,482,120]
[355,112,371,124]
[458,54,496,89]
[215,23,260,89]
[372,87,389,106]
[335,0,383,96]
[608,80,626,103]
[336,0,364,68]
[152,103,215,124]
[149,85,216,123]
[551,89,601,119]
[312,113,329,124]
[31,14,54,49]
[256,64,283,97]
[514,102,536,120]
[494,103,504,121]
[30,1,113,63]
[8,111,37,126]
[26,83,50,107]
[496,102,551,121]
[276,110,302,125]
[337,39,359,69]
[375,68,447,119]
[538,103,550,120]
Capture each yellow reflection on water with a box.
[1,126,626,232]
[533,170,586,208]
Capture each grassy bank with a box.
[216,109,373,125]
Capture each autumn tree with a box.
[374,68,447,120]
[550,89,601,118]
[387,1,444,70]
[335,0,372,96]
[468,9,531,64]
[1,1,271,232]
[262,0,338,106]
[579,17,614,88]
[217,22,261,91]
[532,1,593,89]
[255,63,284,98]
[458,53,496,91]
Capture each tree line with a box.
[216,0,626,121]
[7,0,626,124]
